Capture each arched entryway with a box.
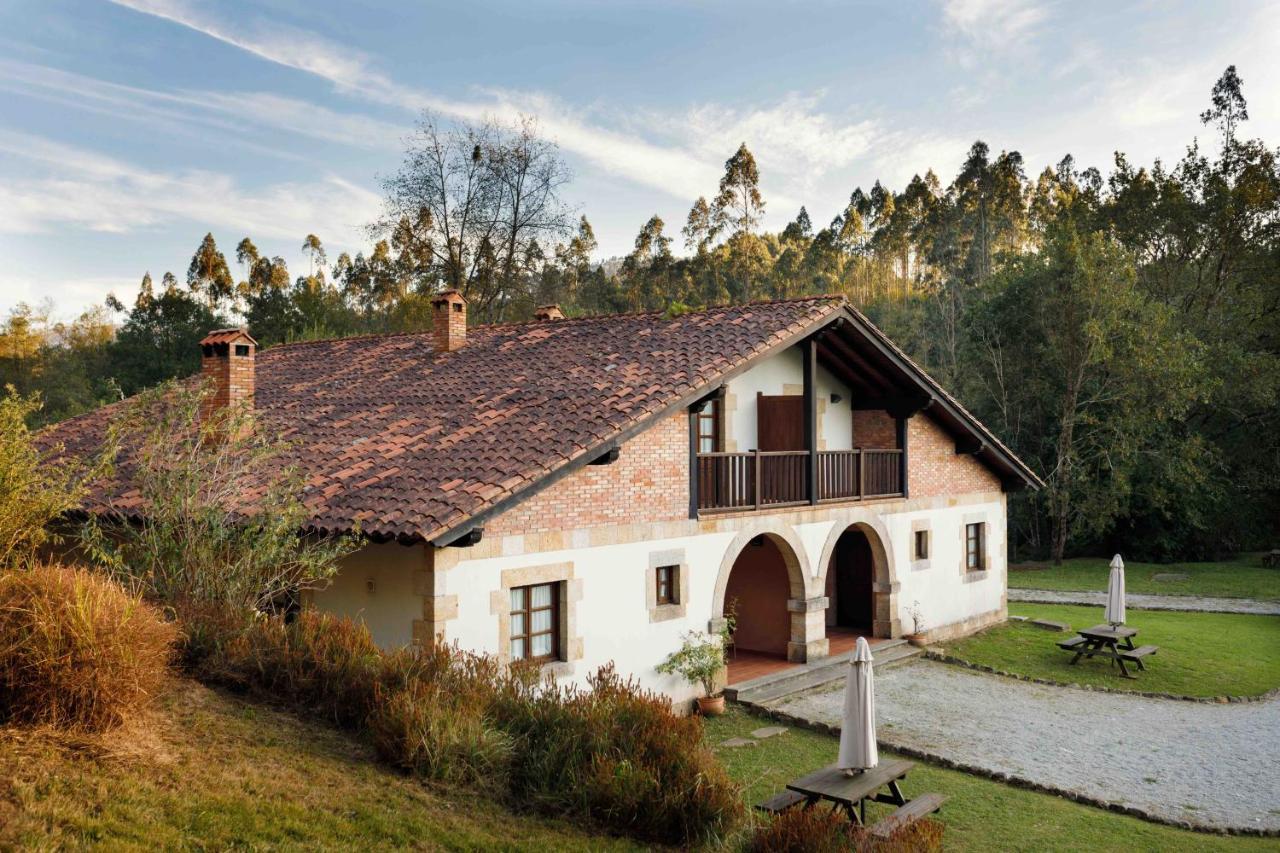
[825,528,876,634]
[820,521,897,641]
[712,527,820,684]
[724,535,795,658]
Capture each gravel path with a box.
[1009,587,1280,615]
[768,659,1280,832]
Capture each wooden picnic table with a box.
[785,759,913,825]
[1061,624,1156,678]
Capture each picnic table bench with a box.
[754,758,945,830]
[1058,624,1158,678]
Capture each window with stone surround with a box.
[914,529,929,560]
[510,582,561,662]
[965,523,985,572]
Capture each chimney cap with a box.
[432,289,467,306]
[534,304,565,321]
[200,328,257,347]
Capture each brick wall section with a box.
[198,340,254,424]
[909,414,1001,497]
[486,411,689,536]
[852,409,898,449]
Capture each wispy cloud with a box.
[104,0,880,206]
[941,0,1047,47]
[0,129,381,245]
[0,59,407,154]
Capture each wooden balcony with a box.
[695,449,903,514]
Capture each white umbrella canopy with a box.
[1105,554,1126,627]
[837,636,878,774]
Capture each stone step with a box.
[727,640,922,706]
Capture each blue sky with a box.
[2,0,1278,316]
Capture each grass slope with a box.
[705,706,1275,853]
[0,680,641,851]
[1009,554,1280,601]
[937,603,1280,697]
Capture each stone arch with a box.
[816,512,900,638]
[711,522,826,664]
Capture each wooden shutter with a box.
[757,394,805,451]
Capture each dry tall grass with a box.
[0,563,175,731]
[748,806,945,853]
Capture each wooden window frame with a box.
[655,564,678,606]
[965,523,985,572]
[509,581,561,663]
[914,529,929,561]
[696,398,721,453]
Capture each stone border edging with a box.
[1008,588,1280,616]
[732,697,1279,838]
[924,650,1280,704]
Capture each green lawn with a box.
[1009,553,1280,601]
[936,603,1280,698]
[0,681,640,851]
[705,706,1275,853]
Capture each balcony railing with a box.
[696,448,903,513]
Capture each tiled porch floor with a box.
[726,627,890,685]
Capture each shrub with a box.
[188,609,743,846]
[490,664,743,844]
[82,381,356,612]
[367,648,512,788]
[0,388,97,568]
[0,563,175,731]
[748,808,945,853]
[195,609,387,729]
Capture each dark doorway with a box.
[829,529,874,632]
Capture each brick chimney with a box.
[432,289,467,352]
[198,328,256,429]
[533,304,565,321]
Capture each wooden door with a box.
[757,394,805,451]
[834,531,874,631]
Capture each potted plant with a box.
[905,601,928,647]
[657,629,728,715]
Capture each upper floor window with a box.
[695,398,721,453]
[965,523,985,572]
[510,582,560,662]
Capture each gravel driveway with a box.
[1009,588,1280,615]
[768,659,1280,832]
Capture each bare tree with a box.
[376,113,573,321]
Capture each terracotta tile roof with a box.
[44,296,846,544]
[199,328,257,346]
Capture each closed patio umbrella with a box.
[1105,553,1126,627]
[837,636,878,774]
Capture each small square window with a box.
[656,565,678,605]
[966,523,985,572]
[510,582,560,662]
[234,344,250,356]
[914,529,929,560]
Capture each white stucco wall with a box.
[725,347,853,451]
[311,542,424,649]
[309,492,1006,706]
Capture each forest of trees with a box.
[3,67,1276,564]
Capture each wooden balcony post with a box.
[688,407,700,517]
[803,337,818,505]
[896,416,909,498]
[753,449,761,511]
[857,448,865,499]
